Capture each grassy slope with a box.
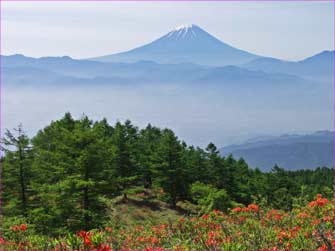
[108,192,198,227]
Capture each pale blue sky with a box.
[2,1,334,61]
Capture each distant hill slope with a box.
[244,50,334,82]
[220,131,334,171]
[2,54,307,88]
[90,24,259,66]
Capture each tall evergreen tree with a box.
[30,114,114,233]
[205,143,226,188]
[138,124,161,189]
[153,129,185,208]
[2,125,32,217]
[112,121,139,199]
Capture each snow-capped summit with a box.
[175,24,197,30]
[91,24,259,66]
[167,24,200,39]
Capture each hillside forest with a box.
[0,113,333,250]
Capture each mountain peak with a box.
[91,24,259,66]
[174,24,199,31]
[166,24,203,39]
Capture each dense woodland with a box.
[1,113,333,236]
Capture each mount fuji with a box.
[91,24,260,66]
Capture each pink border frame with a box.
[0,0,333,1]
[0,1,333,250]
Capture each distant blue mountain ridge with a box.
[244,50,334,81]
[2,53,311,88]
[220,131,334,171]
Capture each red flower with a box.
[232,207,242,213]
[98,244,111,251]
[312,219,321,225]
[206,238,216,246]
[247,204,259,212]
[78,230,88,238]
[201,214,209,220]
[137,236,145,242]
[84,237,91,246]
[150,237,159,245]
[308,194,329,207]
[11,224,28,232]
[323,215,331,222]
[278,230,289,240]
[298,213,310,219]
[77,230,92,247]
[20,224,27,231]
[318,244,328,251]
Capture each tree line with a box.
[1,113,333,235]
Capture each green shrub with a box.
[190,182,231,213]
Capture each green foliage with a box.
[152,129,187,207]
[1,113,333,236]
[112,120,139,198]
[190,182,231,213]
[2,124,32,217]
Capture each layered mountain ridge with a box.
[220,131,334,171]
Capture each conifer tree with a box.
[138,124,161,189]
[112,121,139,199]
[2,124,32,217]
[152,129,185,208]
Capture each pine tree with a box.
[184,146,207,187]
[112,121,139,200]
[2,124,32,217]
[152,129,185,208]
[30,114,114,233]
[138,124,161,189]
[205,143,226,188]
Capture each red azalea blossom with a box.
[247,204,259,212]
[84,237,91,246]
[201,214,210,220]
[20,224,27,231]
[278,230,290,240]
[298,213,310,219]
[97,244,111,251]
[312,219,321,225]
[77,230,92,246]
[232,207,242,213]
[308,194,330,208]
[150,237,159,244]
[78,230,89,238]
[318,244,328,251]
